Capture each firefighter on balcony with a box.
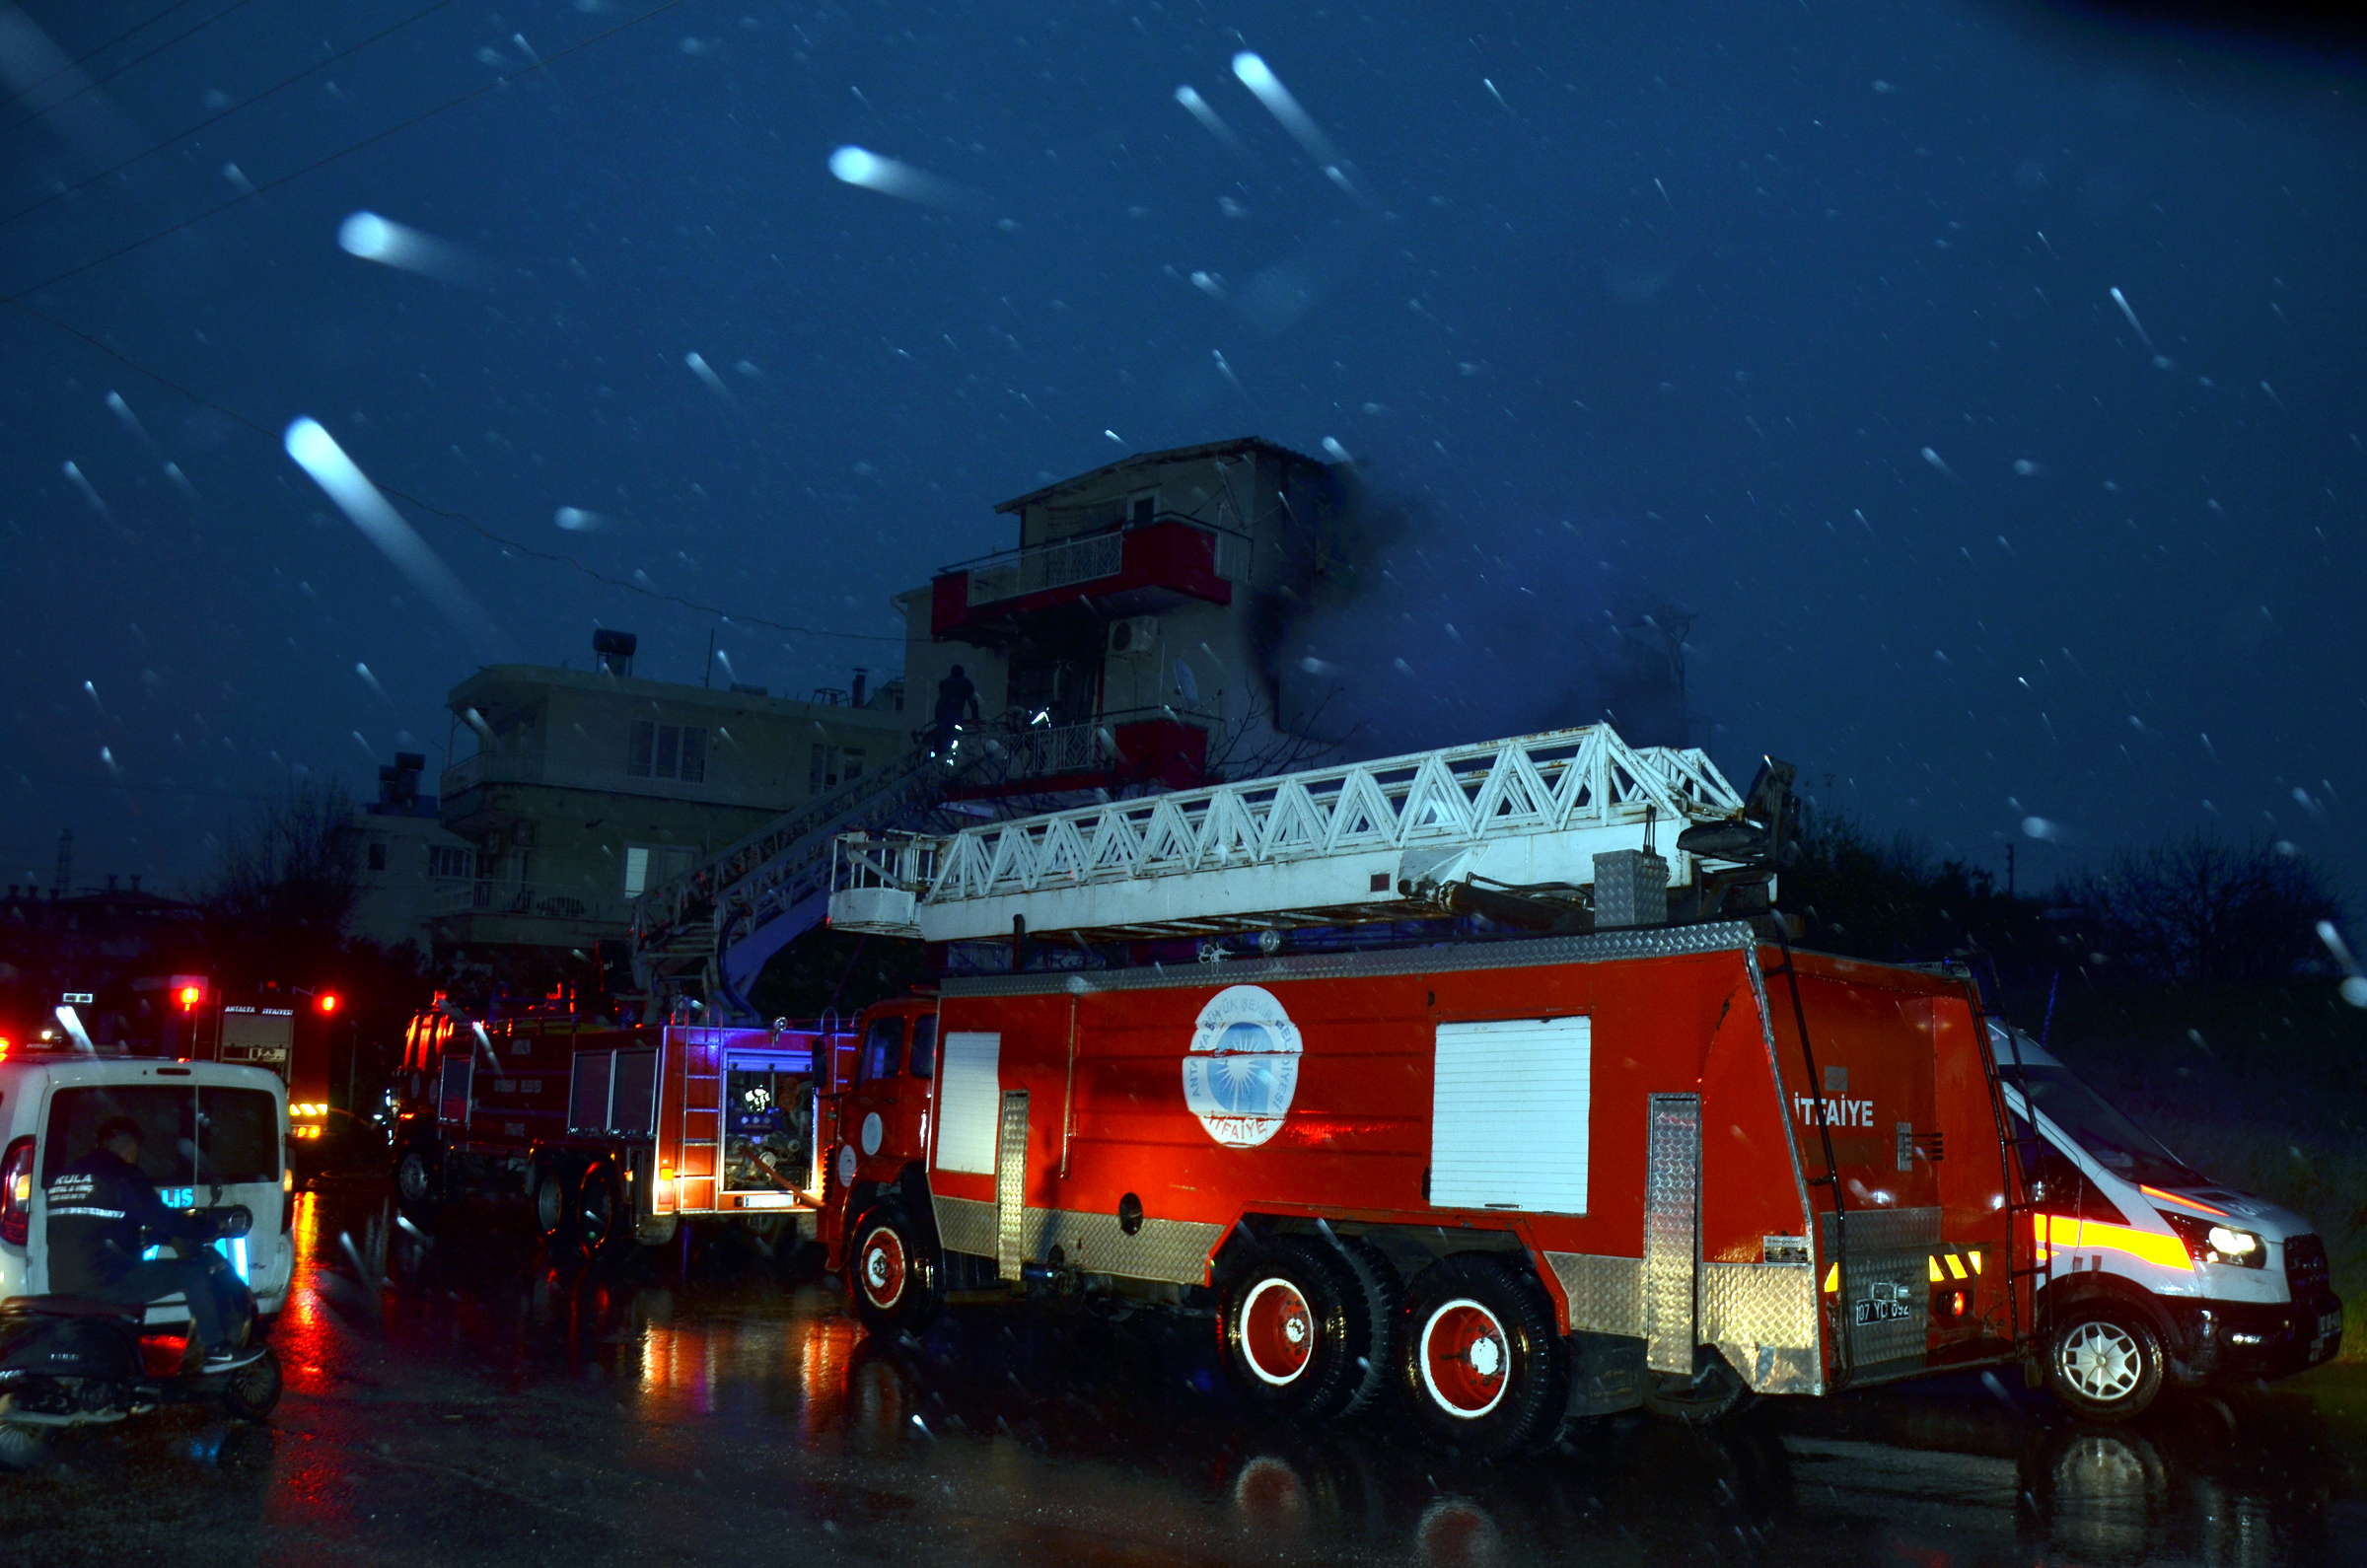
[41,1116,263,1373]
[932,664,981,755]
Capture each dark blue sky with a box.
[3,0,2361,899]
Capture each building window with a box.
[622,844,697,896]
[628,721,707,783]
[428,845,474,880]
[809,744,867,795]
[367,841,388,872]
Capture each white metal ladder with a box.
[827,723,1748,943]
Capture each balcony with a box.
[426,879,632,950]
[963,709,1212,797]
[931,516,1246,642]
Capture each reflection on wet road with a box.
[2,1183,2362,1566]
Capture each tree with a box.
[2071,831,2343,985]
[1778,797,2054,978]
[201,780,362,981]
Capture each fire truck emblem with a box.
[1183,985,1303,1149]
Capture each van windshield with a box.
[2011,1066,2199,1187]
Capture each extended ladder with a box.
[633,740,977,1018]
[827,723,1750,945]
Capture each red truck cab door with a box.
[841,1010,938,1180]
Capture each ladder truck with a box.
[808,724,2340,1445]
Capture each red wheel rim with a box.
[860,1227,906,1310]
[1239,1277,1315,1385]
[1418,1299,1510,1417]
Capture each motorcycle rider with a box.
[41,1115,262,1373]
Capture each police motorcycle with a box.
[0,1203,280,1471]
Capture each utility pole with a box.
[2005,842,2016,899]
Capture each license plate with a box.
[1854,1300,1914,1325]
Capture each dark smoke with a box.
[1252,471,1691,759]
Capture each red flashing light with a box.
[317,992,341,1015]
[177,985,203,1011]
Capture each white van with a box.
[1992,1023,2343,1418]
[0,1050,293,1325]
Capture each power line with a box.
[7,300,909,644]
[0,0,261,140]
[0,0,461,229]
[0,0,212,116]
[2,0,688,300]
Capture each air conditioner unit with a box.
[1107,615,1160,658]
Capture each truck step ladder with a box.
[828,723,1751,944]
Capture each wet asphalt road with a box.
[1,1182,2362,1568]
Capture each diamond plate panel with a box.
[1820,1206,1941,1372]
[1700,1261,1820,1393]
[1027,1208,1228,1287]
[932,1194,996,1259]
[1547,1251,1641,1337]
[994,1091,1030,1281]
[1642,1094,1701,1374]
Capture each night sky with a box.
[3,0,2362,902]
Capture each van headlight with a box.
[2161,1211,2268,1268]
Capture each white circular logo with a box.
[861,1111,884,1156]
[835,1143,857,1186]
[1183,984,1302,1148]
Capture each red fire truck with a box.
[389,998,861,1255]
[806,727,2342,1445]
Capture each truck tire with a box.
[394,1143,442,1222]
[1333,1236,1403,1418]
[575,1160,630,1261]
[1397,1253,1569,1456]
[1218,1238,1384,1422]
[848,1200,943,1336]
[1641,1344,1757,1425]
[2046,1302,2165,1422]
[534,1156,579,1247]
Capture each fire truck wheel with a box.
[1640,1345,1757,1425]
[534,1157,579,1246]
[1397,1254,1569,1456]
[1218,1238,1373,1422]
[575,1160,630,1260]
[1332,1237,1403,1417]
[849,1201,943,1336]
[2046,1303,2165,1422]
[394,1145,442,1221]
